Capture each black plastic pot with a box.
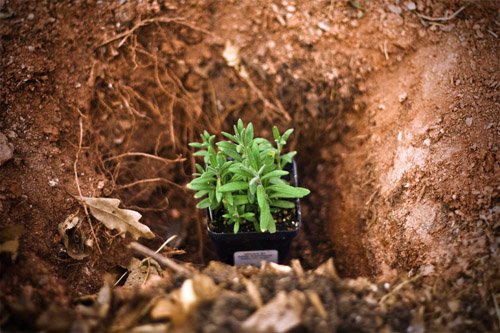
[207,160,302,266]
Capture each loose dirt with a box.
[1,0,498,332]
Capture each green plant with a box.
[187,119,310,233]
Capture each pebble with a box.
[398,92,408,103]
[423,138,431,146]
[27,13,34,20]
[405,1,416,11]
[0,132,14,166]
[465,117,473,127]
[387,4,402,15]
[49,178,59,187]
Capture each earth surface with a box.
[0,0,498,332]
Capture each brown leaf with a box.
[78,197,154,240]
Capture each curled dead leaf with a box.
[0,224,24,261]
[77,196,155,240]
[58,212,91,260]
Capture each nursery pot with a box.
[207,160,302,266]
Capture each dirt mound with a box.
[1,0,498,332]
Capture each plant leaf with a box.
[272,126,280,140]
[261,170,288,181]
[270,199,295,209]
[196,198,211,209]
[257,185,266,208]
[282,128,294,142]
[234,195,249,205]
[268,184,310,198]
[259,199,271,231]
[216,178,222,202]
[78,197,154,240]
[219,181,249,192]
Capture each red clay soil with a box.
[0,0,498,332]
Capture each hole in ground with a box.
[89,24,374,278]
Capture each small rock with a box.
[48,178,59,187]
[398,92,408,103]
[317,21,331,32]
[27,13,34,20]
[0,133,14,166]
[387,4,402,15]
[97,180,105,189]
[405,1,416,11]
[423,138,431,146]
[465,117,473,127]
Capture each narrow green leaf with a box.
[259,199,271,231]
[245,123,254,144]
[282,128,294,142]
[222,132,238,143]
[272,126,280,140]
[189,177,215,185]
[268,219,276,233]
[225,191,234,206]
[233,221,240,234]
[196,198,211,209]
[187,182,214,191]
[261,170,289,181]
[234,195,249,205]
[219,181,249,192]
[270,199,295,209]
[194,190,208,199]
[216,178,222,202]
[195,163,204,173]
[189,142,204,148]
[281,151,296,163]
[257,185,266,208]
[268,184,310,198]
[193,150,207,157]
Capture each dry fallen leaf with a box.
[242,290,305,333]
[78,197,155,240]
[0,224,24,261]
[58,212,91,260]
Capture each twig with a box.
[99,16,213,47]
[104,152,185,164]
[74,116,102,254]
[365,188,379,205]
[115,177,185,190]
[493,292,500,329]
[155,235,177,254]
[379,275,421,304]
[383,40,389,60]
[417,185,427,203]
[128,242,192,277]
[416,5,466,22]
[239,66,291,122]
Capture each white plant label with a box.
[234,250,278,266]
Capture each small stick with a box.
[416,5,466,22]
[104,152,185,164]
[115,177,185,190]
[128,242,192,277]
[379,275,421,304]
[99,16,213,47]
[74,116,102,254]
